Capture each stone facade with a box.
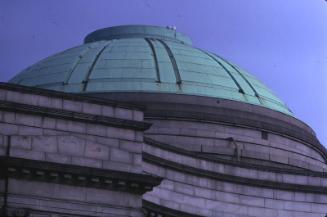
[1,83,327,217]
[0,84,161,217]
[143,138,327,217]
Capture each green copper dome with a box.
[9,25,292,115]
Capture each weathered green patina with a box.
[9,25,292,115]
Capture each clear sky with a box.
[0,0,326,146]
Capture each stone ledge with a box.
[144,137,327,178]
[0,156,162,195]
[0,100,151,131]
[0,82,143,110]
[143,152,327,194]
[145,109,327,160]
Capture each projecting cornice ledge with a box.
[144,137,327,177]
[0,100,151,131]
[143,138,327,195]
[0,157,162,195]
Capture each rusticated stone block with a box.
[38,95,62,109]
[62,99,82,112]
[9,179,86,201]
[114,107,133,120]
[101,105,114,117]
[239,195,264,207]
[119,140,142,153]
[0,122,18,135]
[32,136,58,153]
[3,111,15,123]
[273,190,294,200]
[174,182,194,196]
[18,126,43,136]
[72,156,102,168]
[56,119,86,134]
[269,153,288,164]
[160,180,174,191]
[133,110,143,121]
[95,136,119,148]
[135,131,143,142]
[82,102,101,115]
[166,170,186,183]
[143,162,165,177]
[58,135,85,156]
[284,201,312,212]
[194,187,214,200]
[45,153,71,164]
[16,113,42,127]
[248,206,277,217]
[42,117,56,129]
[216,191,240,204]
[84,141,110,160]
[180,203,209,216]
[110,148,132,163]
[160,198,180,210]
[86,123,106,137]
[10,148,45,160]
[132,153,142,165]
[264,198,285,209]
[43,129,69,136]
[11,135,32,150]
[106,127,135,141]
[6,91,38,106]
[85,188,140,207]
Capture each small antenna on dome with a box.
[166,25,177,31]
[166,25,177,38]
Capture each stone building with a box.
[1,25,327,217]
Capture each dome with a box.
[9,25,292,115]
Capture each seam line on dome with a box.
[64,46,92,85]
[156,39,182,85]
[205,52,245,94]
[82,41,113,92]
[144,38,161,83]
[222,58,264,105]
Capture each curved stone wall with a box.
[143,138,327,217]
[92,92,326,166]
[145,119,327,172]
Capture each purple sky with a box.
[0,0,326,146]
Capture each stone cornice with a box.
[0,157,162,195]
[0,82,144,110]
[144,137,327,178]
[0,100,151,131]
[143,147,327,194]
[145,110,327,161]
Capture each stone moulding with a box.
[0,156,162,195]
[143,152,327,194]
[144,137,327,177]
[0,100,151,131]
[0,82,143,110]
[145,109,327,160]
[143,138,327,194]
